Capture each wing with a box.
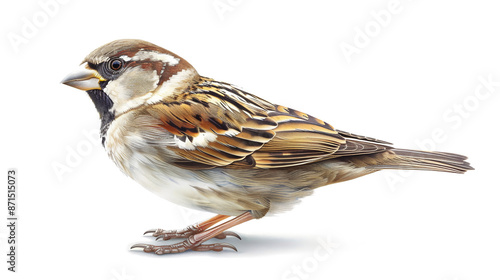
[253,105,346,168]
[253,106,393,168]
[145,77,277,169]
[146,77,391,169]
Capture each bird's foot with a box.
[144,225,240,241]
[132,213,253,254]
[131,236,237,254]
[143,225,200,240]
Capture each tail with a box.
[362,148,474,174]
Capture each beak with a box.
[61,63,104,91]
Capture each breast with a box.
[102,111,250,215]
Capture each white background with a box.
[1,0,499,279]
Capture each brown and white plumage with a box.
[62,39,473,254]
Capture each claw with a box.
[155,236,166,241]
[225,231,241,240]
[131,243,144,250]
[214,231,241,240]
[131,243,154,253]
[143,229,159,236]
[224,243,238,252]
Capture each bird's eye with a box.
[109,59,123,71]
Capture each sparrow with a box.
[61,39,473,254]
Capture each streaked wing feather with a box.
[146,76,392,169]
[336,129,392,145]
[334,139,391,157]
[146,77,277,169]
[253,107,346,168]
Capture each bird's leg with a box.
[132,212,254,254]
[143,214,240,240]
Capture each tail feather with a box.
[363,148,474,174]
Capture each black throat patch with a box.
[86,89,115,146]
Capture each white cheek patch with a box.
[105,67,160,115]
[132,50,180,66]
[174,132,218,150]
[104,67,197,117]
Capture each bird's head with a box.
[61,39,198,120]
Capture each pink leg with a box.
[132,212,254,254]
